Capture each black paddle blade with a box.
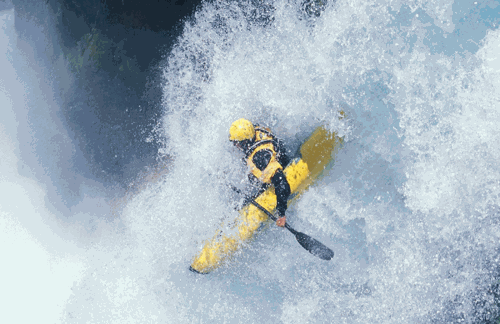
[248,199,335,260]
[295,231,334,260]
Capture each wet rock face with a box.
[13,0,203,66]
[9,0,204,187]
[56,0,201,33]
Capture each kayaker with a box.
[229,118,291,227]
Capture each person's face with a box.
[232,140,243,150]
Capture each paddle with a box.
[248,199,334,261]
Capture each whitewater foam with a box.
[3,0,500,323]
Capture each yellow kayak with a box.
[190,126,343,274]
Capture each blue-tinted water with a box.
[2,0,500,323]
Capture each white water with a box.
[2,0,500,323]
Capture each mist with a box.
[2,0,500,323]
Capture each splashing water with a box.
[3,0,500,323]
[152,0,500,322]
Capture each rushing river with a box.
[2,0,500,323]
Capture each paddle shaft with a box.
[232,186,297,233]
[232,186,333,260]
[248,200,296,234]
[248,199,334,260]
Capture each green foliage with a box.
[65,28,141,79]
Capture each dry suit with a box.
[244,125,291,218]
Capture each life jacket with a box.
[245,126,282,184]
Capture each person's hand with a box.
[276,216,286,227]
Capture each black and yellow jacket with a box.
[245,126,291,217]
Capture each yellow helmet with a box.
[229,118,255,141]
